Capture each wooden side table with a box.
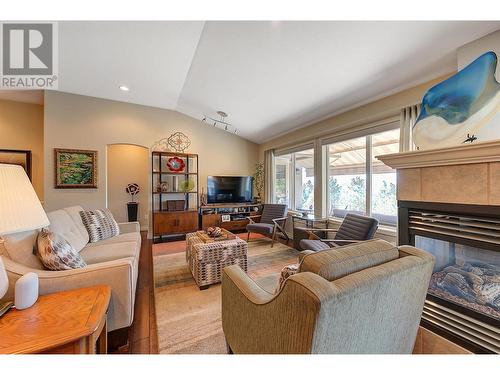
[0,285,111,354]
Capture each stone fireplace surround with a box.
[378,140,500,354]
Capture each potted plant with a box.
[253,163,264,203]
[125,183,140,222]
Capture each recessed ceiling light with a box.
[119,85,129,92]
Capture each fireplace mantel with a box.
[379,140,500,353]
[377,140,500,169]
[377,140,500,206]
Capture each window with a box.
[274,154,291,207]
[328,136,367,217]
[327,128,399,225]
[371,129,400,224]
[273,148,314,213]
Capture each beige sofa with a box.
[0,206,141,332]
[222,239,435,354]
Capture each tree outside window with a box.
[327,128,399,225]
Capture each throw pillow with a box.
[37,229,87,270]
[275,263,299,293]
[79,209,120,243]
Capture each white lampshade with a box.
[0,164,49,235]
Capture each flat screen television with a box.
[207,176,254,204]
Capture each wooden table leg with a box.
[97,317,108,354]
[87,314,107,354]
[93,315,108,354]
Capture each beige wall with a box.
[0,99,44,200]
[107,144,149,229]
[458,29,500,73]
[258,74,453,156]
[43,91,259,215]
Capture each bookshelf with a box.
[151,151,199,242]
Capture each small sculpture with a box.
[206,226,223,238]
[200,187,208,206]
[125,183,140,202]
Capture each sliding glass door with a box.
[273,148,314,213]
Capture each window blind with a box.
[321,118,399,146]
[274,142,315,157]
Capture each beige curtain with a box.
[263,149,275,203]
[400,104,421,152]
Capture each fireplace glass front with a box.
[415,236,500,322]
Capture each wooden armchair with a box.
[246,204,289,247]
[299,213,378,251]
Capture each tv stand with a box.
[200,203,263,232]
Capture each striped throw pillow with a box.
[79,209,120,243]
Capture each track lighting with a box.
[202,111,239,135]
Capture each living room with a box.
[0,1,499,373]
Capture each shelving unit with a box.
[200,203,263,232]
[151,151,199,242]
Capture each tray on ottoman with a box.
[196,228,236,243]
[186,232,248,290]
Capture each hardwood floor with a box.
[413,327,472,354]
[126,231,158,354]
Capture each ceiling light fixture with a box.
[119,85,130,92]
[202,111,238,134]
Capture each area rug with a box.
[153,238,299,354]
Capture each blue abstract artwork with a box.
[413,51,500,150]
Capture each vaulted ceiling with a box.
[53,21,500,143]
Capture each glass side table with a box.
[291,214,330,250]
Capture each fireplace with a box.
[377,141,500,353]
[399,201,500,353]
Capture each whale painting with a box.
[413,51,500,150]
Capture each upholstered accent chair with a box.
[246,204,289,247]
[299,213,378,252]
[222,239,435,354]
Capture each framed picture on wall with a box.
[0,149,32,180]
[54,148,98,189]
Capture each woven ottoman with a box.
[186,232,248,290]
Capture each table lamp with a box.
[0,163,50,316]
